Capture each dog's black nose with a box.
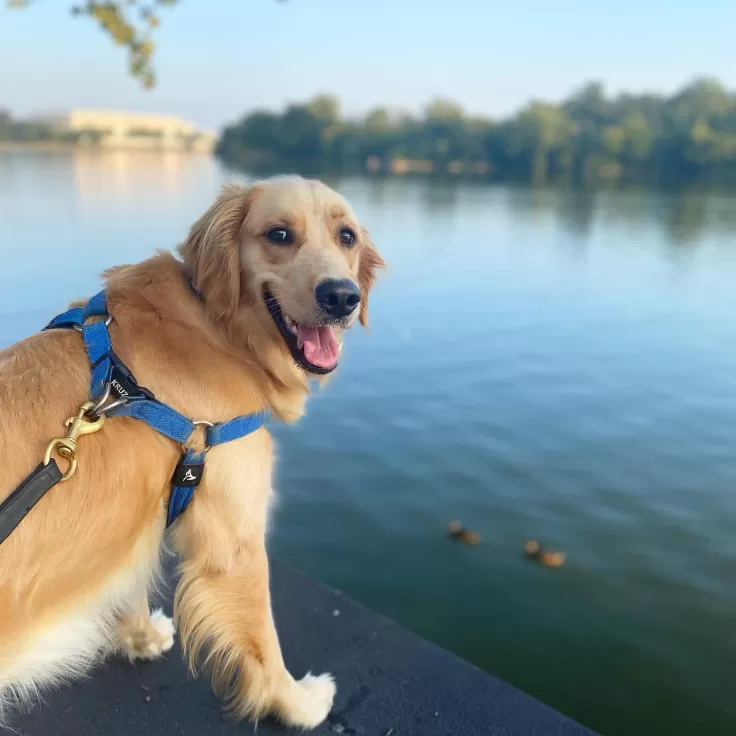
[315,278,361,318]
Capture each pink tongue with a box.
[297,325,339,368]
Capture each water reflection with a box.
[71,150,219,215]
[664,191,710,246]
[2,151,736,736]
[419,179,461,213]
[556,189,596,238]
[218,159,735,254]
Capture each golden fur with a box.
[0,175,384,728]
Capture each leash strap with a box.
[0,461,63,546]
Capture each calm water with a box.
[2,151,736,735]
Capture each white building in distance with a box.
[38,109,216,153]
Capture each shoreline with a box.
[3,144,735,192]
[0,141,213,155]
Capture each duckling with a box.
[539,550,566,567]
[524,539,566,568]
[523,539,541,557]
[447,520,480,545]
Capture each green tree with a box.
[275,105,324,161]
[501,102,574,184]
[424,99,464,121]
[217,111,280,164]
[364,108,392,132]
[305,95,340,126]
[217,77,736,186]
[621,113,653,160]
[665,78,732,131]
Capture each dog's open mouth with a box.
[263,288,339,375]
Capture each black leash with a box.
[0,401,106,547]
[0,461,63,546]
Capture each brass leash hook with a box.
[43,401,106,482]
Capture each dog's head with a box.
[181,176,384,376]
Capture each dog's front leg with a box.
[171,437,335,729]
[116,593,176,662]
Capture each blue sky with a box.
[1,0,734,130]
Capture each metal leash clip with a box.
[43,401,106,482]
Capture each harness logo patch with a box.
[111,379,129,397]
[171,459,204,488]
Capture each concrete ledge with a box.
[11,562,595,735]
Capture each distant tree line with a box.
[0,109,61,142]
[217,78,736,186]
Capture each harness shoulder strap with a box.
[207,414,265,446]
[46,290,266,527]
[112,401,196,445]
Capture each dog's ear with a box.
[180,184,254,319]
[357,230,385,327]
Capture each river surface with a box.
[1,150,735,735]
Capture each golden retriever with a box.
[0,175,384,728]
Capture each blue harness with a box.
[45,291,265,526]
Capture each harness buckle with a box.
[43,438,78,481]
[72,315,113,334]
[64,401,106,441]
[43,401,106,482]
[89,382,127,418]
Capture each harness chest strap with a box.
[0,291,265,544]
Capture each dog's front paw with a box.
[119,609,176,661]
[275,672,336,729]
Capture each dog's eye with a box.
[340,228,356,247]
[267,227,292,245]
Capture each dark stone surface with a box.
[11,563,595,736]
